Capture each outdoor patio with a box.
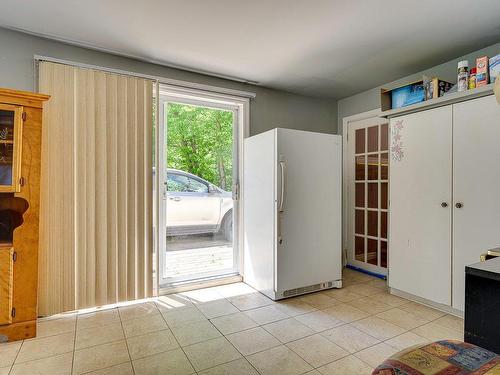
[165,235,234,280]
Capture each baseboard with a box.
[0,319,36,343]
[390,287,464,318]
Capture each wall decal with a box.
[391,120,404,162]
[391,120,405,162]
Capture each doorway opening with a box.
[157,86,246,288]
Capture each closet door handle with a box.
[441,202,448,208]
[455,202,463,209]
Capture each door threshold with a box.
[159,274,243,295]
[346,264,387,280]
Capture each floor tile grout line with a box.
[12,348,76,366]
[30,328,76,340]
[284,335,351,371]
[221,323,282,357]
[117,307,136,375]
[244,292,460,370]
[124,345,191,367]
[78,360,131,375]
[3,277,464,373]
[7,340,23,375]
[258,317,371,367]
[193,307,264,375]
[316,315,460,369]
[76,296,456,374]
[70,316,77,375]
[10,337,76,366]
[75,312,122,331]
[166,280,459,372]
[158,301,199,374]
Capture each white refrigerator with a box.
[243,128,342,300]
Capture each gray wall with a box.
[338,42,500,130]
[0,27,338,135]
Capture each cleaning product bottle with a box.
[457,60,469,92]
[469,67,477,89]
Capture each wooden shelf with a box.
[0,140,14,144]
[381,83,495,118]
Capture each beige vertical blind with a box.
[38,61,153,316]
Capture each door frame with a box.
[342,109,389,275]
[155,84,249,289]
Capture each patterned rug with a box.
[373,340,500,374]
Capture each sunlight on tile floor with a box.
[0,268,464,375]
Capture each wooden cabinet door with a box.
[0,247,13,325]
[388,106,452,305]
[452,95,500,311]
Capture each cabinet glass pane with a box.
[367,126,378,153]
[367,183,378,209]
[381,183,388,210]
[381,153,389,180]
[381,240,387,268]
[0,109,15,187]
[367,211,377,237]
[355,183,365,207]
[355,210,365,235]
[0,144,14,186]
[380,123,388,151]
[367,154,379,180]
[355,155,365,180]
[355,128,365,154]
[367,239,378,265]
[355,236,365,261]
[0,110,15,141]
[381,212,387,239]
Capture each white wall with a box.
[0,27,338,136]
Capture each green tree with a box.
[166,103,233,190]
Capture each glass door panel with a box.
[0,105,22,192]
[355,183,365,207]
[158,97,239,286]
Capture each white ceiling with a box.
[1,0,500,99]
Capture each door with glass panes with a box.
[0,104,23,193]
[347,117,389,275]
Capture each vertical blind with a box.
[38,61,153,316]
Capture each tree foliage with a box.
[166,103,233,190]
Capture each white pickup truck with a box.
[166,169,233,240]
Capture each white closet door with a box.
[389,106,452,305]
[452,95,500,311]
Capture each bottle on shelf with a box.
[457,60,469,92]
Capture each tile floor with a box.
[0,268,464,375]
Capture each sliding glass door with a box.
[157,88,241,287]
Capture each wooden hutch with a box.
[0,88,49,342]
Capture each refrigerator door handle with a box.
[279,160,286,212]
[278,159,286,245]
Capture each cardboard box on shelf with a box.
[424,77,453,100]
[382,81,425,110]
[476,56,489,87]
[381,76,453,111]
[489,54,500,83]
